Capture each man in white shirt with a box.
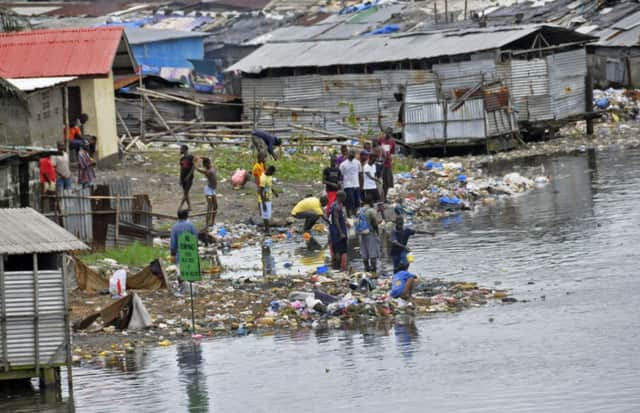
[363,153,381,204]
[339,150,361,217]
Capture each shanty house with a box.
[0,208,87,387]
[125,28,208,82]
[0,27,137,160]
[228,24,595,149]
[587,9,640,88]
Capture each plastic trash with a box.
[595,98,609,109]
[218,226,227,236]
[316,265,329,274]
[109,269,127,299]
[425,161,444,170]
[439,196,461,206]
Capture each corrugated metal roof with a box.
[0,208,88,254]
[597,24,640,47]
[229,25,592,73]
[0,27,127,79]
[611,10,640,31]
[6,76,77,92]
[125,28,208,45]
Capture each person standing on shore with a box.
[339,150,361,217]
[322,155,342,213]
[363,152,381,204]
[77,140,96,189]
[378,127,396,202]
[39,155,56,210]
[336,145,348,166]
[329,190,348,271]
[52,141,72,192]
[197,157,217,230]
[178,145,195,211]
[259,165,277,234]
[357,195,380,274]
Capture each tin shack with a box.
[0,208,87,387]
[228,24,595,150]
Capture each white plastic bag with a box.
[109,269,127,299]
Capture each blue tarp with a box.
[365,25,400,35]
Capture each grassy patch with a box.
[144,145,329,183]
[81,243,167,267]
[141,143,417,183]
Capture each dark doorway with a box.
[67,86,82,125]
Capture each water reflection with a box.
[176,342,209,413]
[394,318,419,361]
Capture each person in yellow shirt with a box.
[259,166,278,234]
[251,152,266,187]
[291,195,329,233]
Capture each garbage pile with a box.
[388,160,543,220]
[594,88,640,122]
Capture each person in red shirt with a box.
[39,156,56,210]
[378,127,396,202]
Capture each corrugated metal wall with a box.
[240,70,434,138]
[60,188,93,244]
[547,49,587,118]
[0,269,66,368]
[507,49,587,122]
[403,61,516,146]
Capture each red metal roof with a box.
[0,27,125,79]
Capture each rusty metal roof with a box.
[0,208,88,254]
[0,27,129,79]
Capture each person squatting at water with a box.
[197,157,218,230]
[329,190,349,271]
[291,195,329,236]
[390,262,417,299]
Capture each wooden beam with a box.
[137,87,204,107]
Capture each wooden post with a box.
[32,254,40,383]
[464,0,468,20]
[116,110,134,143]
[143,95,176,137]
[444,0,448,23]
[139,72,145,141]
[63,86,70,154]
[434,1,438,24]
[0,255,8,372]
[585,68,594,136]
[115,195,120,247]
[61,253,74,399]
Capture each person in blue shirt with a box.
[390,215,415,272]
[390,263,417,299]
[170,209,198,264]
[252,129,282,160]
